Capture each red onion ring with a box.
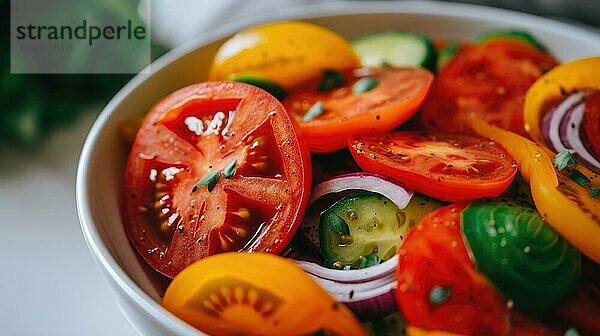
[542,91,600,173]
[295,256,399,317]
[292,173,413,316]
[301,173,414,250]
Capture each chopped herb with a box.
[590,186,599,198]
[553,150,576,171]
[355,254,383,269]
[352,77,378,94]
[380,61,393,68]
[428,285,451,305]
[564,327,580,336]
[570,170,591,186]
[329,213,350,235]
[222,160,237,179]
[317,70,345,92]
[195,170,220,192]
[302,101,324,122]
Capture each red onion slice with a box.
[295,256,398,316]
[542,91,588,152]
[561,102,600,172]
[542,91,600,172]
[301,173,414,250]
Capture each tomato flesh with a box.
[422,40,558,136]
[122,82,311,278]
[396,203,510,335]
[285,67,433,153]
[349,132,517,202]
[583,90,600,160]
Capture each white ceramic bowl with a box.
[76,1,600,335]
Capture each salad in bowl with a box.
[93,14,600,336]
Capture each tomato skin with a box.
[583,90,600,159]
[122,82,311,278]
[396,203,510,336]
[162,253,367,336]
[208,21,360,89]
[422,40,557,136]
[285,67,434,153]
[348,132,517,202]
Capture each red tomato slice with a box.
[284,67,433,153]
[348,132,517,202]
[122,82,311,278]
[583,90,600,159]
[396,203,510,335]
[421,40,558,136]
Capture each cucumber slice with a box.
[351,31,436,71]
[475,30,546,51]
[226,73,287,101]
[320,191,405,269]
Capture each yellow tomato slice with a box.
[471,116,600,264]
[524,56,600,144]
[162,252,366,336]
[208,21,361,88]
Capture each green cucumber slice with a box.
[475,30,546,51]
[319,191,407,269]
[351,31,436,71]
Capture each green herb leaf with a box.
[564,327,581,336]
[590,186,599,198]
[553,150,577,171]
[302,101,324,122]
[317,70,345,92]
[428,285,451,305]
[570,170,591,186]
[352,77,378,94]
[222,160,237,179]
[196,170,220,192]
[356,254,383,269]
[329,213,350,235]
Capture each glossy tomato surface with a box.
[583,90,600,159]
[122,82,311,278]
[285,67,433,153]
[162,253,366,336]
[349,132,517,202]
[396,203,510,335]
[422,40,558,136]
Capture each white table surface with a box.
[0,113,138,336]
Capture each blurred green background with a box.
[1,0,165,148]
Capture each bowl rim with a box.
[76,1,600,334]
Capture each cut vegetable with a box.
[227,73,287,100]
[462,199,580,314]
[319,191,408,269]
[162,253,367,336]
[295,256,400,317]
[299,173,422,252]
[541,91,600,172]
[351,31,437,71]
[476,29,546,51]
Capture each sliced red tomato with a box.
[122,82,311,278]
[284,67,433,153]
[422,40,558,136]
[348,132,517,202]
[396,203,510,335]
[583,90,600,159]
